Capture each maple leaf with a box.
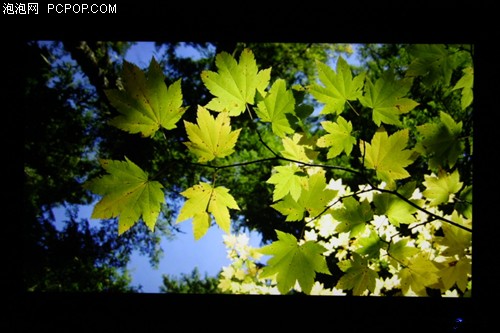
[335,252,378,295]
[438,256,471,292]
[406,44,458,87]
[359,71,419,126]
[255,79,296,137]
[316,116,356,158]
[267,164,307,202]
[299,171,338,218]
[280,133,318,163]
[176,182,240,239]
[437,211,472,257]
[373,192,420,227]
[332,197,373,237]
[360,127,415,185]
[84,157,164,235]
[201,48,271,116]
[105,58,187,137]
[387,238,420,266]
[183,105,241,162]
[258,230,331,295]
[271,171,337,221]
[271,194,305,222]
[422,169,463,206]
[415,111,463,170]
[309,56,365,114]
[353,227,383,259]
[398,252,440,296]
[451,66,473,110]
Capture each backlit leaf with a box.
[423,170,463,206]
[201,48,271,116]
[267,164,307,202]
[309,57,365,114]
[255,79,296,137]
[399,252,440,296]
[84,157,164,235]
[359,71,418,126]
[415,111,463,170]
[332,197,373,237]
[452,66,473,110]
[105,58,187,137]
[316,116,356,158]
[360,127,415,185]
[183,106,241,162]
[258,230,331,295]
[335,252,378,295]
[177,182,240,239]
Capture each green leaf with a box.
[267,164,307,202]
[316,116,356,158]
[280,133,318,163]
[270,171,336,221]
[258,230,331,295]
[438,256,471,293]
[299,171,338,218]
[399,252,440,296]
[359,72,418,126]
[332,197,373,237]
[373,192,419,227]
[271,194,305,222]
[255,79,296,138]
[388,238,420,265]
[438,211,472,257]
[360,127,414,185]
[353,227,382,258]
[309,57,365,114]
[415,111,463,169]
[201,48,271,116]
[456,185,472,219]
[335,252,378,295]
[177,182,240,239]
[423,169,463,206]
[84,157,164,235]
[183,106,241,162]
[406,44,457,87]
[105,58,187,137]
[452,66,473,110]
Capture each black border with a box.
[10,3,493,331]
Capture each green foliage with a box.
[422,169,463,206]
[183,105,241,162]
[84,157,165,235]
[316,116,356,158]
[309,56,365,115]
[176,182,240,239]
[415,111,464,170]
[359,71,418,126]
[201,48,271,116]
[267,164,306,202]
[336,252,378,295]
[255,79,296,137]
[105,58,188,137]
[258,230,331,295]
[452,66,474,110]
[360,127,415,186]
[82,44,473,297]
[160,268,220,294]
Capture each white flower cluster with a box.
[217,233,280,295]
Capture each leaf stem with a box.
[346,100,360,116]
